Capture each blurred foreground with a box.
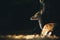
[0,34,60,40]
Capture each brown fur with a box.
[41,23,55,37]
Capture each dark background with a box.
[0,0,60,36]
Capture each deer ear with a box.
[39,0,44,3]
